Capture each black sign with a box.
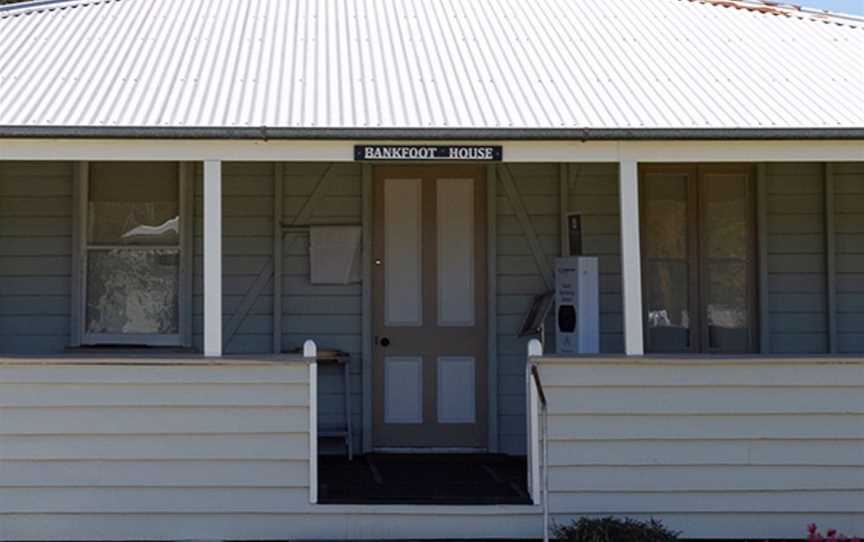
[355,145,502,161]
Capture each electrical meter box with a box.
[554,257,600,354]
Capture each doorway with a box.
[371,165,488,450]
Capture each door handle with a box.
[378,337,391,347]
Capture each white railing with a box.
[527,339,550,542]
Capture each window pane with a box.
[88,163,179,246]
[702,172,752,352]
[705,261,749,352]
[86,249,180,335]
[703,174,748,259]
[645,261,691,352]
[642,173,688,259]
[89,202,179,245]
[642,172,691,352]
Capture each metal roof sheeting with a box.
[0,0,862,134]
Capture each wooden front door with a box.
[372,166,488,449]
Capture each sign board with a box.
[565,212,583,256]
[355,145,503,161]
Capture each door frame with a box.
[360,163,499,454]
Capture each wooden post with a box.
[305,339,318,504]
[203,160,223,357]
[526,339,543,504]
[757,164,770,354]
[273,163,284,354]
[361,164,374,453]
[487,165,499,453]
[825,164,838,354]
[619,160,644,356]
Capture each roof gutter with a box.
[0,126,863,141]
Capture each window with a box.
[78,162,191,346]
[640,165,757,353]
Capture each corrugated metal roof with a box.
[0,0,862,136]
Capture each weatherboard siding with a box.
[766,162,829,354]
[834,162,864,353]
[192,161,276,354]
[280,162,364,451]
[536,356,864,539]
[495,163,559,455]
[0,361,322,540]
[0,161,73,354]
[192,162,363,451]
[567,163,624,353]
[495,163,625,454]
[0,357,534,542]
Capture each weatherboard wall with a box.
[1,160,862,457]
[535,355,864,539]
[0,161,73,354]
[834,162,864,353]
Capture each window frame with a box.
[639,163,759,354]
[74,162,194,347]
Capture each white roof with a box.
[1,0,862,138]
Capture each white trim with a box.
[619,160,645,356]
[2,139,862,163]
[306,339,318,505]
[203,160,223,357]
[526,339,543,505]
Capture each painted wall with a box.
[835,163,864,352]
[765,163,828,353]
[0,161,73,353]
[495,163,624,453]
[192,162,364,451]
[0,360,540,541]
[537,356,864,539]
[1,160,861,456]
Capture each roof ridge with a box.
[0,0,118,18]
[686,0,864,28]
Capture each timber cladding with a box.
[537,355,864,538]
[0,161,74,353]
[833,162,864,353]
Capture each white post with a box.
[305,340,318,504]
[619,160,645,356]
[203,160,223,357]
[526,339,543,504]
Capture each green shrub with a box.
[553,516,680,542]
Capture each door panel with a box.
[373,166,487,449]
[436,178,476,327]
[384,356,424,424]
[436,356,477,424]
[384,178,423,327]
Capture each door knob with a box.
[379,337,391,347]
